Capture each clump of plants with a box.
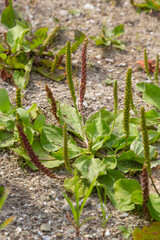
[130,0,160,12]
[0,0,86,88]
[0,37,160,238]
[90,24,125,50]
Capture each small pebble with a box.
[97,60,101,65]
[95,55,102,60]
[83,4,95,10]
[105,229,111,237]
[118,63,127,67]
[105,58,114,63]
[59,10,68,16]
[119,213,129,218]
[40,223,51,232]
[15,227,22,233]
[42,236,51,240]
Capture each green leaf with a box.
[6,56,26,69]
[1,0,17,29]
[34,114,46,133]
[86,108,114,126]
[117,150,143,173]
[29,27,48,50]
[113,179,142,211]
[0,186,4,195]
[58,30,86,55]
[11,148,37,170]
[85,117,110,143]
[75,155,107,183]
[16,108,30,125]
[137,82,160,110]
[24,126,33,145]
[13,70,25,89]
[144,83,160,110]
[0,131,14,148]
[98,169,125,210]
[118,225,133,240]
[40,124,78,153]
[63,192,78,224]
[112,24,125,37]
[136,82,145,92]
[133,222,160,240]
[51,146,83,162]
[40,125,63,152]
[33,66,65,81]
[58,103,84,138]
[0,89,11,113]
[0,189,9,210]
[147,193,160,221]
[13,59,32,89]
[64,176,89,198]
[0,217,15,230]
[6,120,15,131]
[79,176,97,216]
[6,21,29,52]
[130,139,156,160]
[131,190,143,206]
[28,103,39,120]
[103,156,117,170]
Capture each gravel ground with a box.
[0,0,160,239]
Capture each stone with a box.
[119,213,129,218]
[59,10,68,16]
[83,4,94,10]
[40,223,51,232]
[105,229,111,237]
[42,236,51,240]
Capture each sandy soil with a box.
[0,0,160,239]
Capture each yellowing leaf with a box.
[133,222,160,240]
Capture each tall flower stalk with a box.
[141,163,149,214]
[42,25,60,48]
[109,80,118,135]
[66,41,77,107]
[65,41,88,147]
[123,68,132,143]
[154,54,159,85]
[17,124,64,180]
[141,107,160,202]
[144,49,151,79]
[45,84,59,123]
[79,39,88,125]
[63,122,72,173]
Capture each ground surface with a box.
[0,0,160,239]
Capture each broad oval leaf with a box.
[133,222,160,240]
[147,193,160,221]
[34,114,46,133]
[113,179,142,211]
[0,89,11,113]
[75,155,107,183]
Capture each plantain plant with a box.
[0,0,86,88]
[0,39,160,221]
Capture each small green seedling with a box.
[90,24,125,50]
[130,0,160,12]
[118,225,133,240]
[0,188,15,230]
[96,184,111,237]
[63,169,97,237]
